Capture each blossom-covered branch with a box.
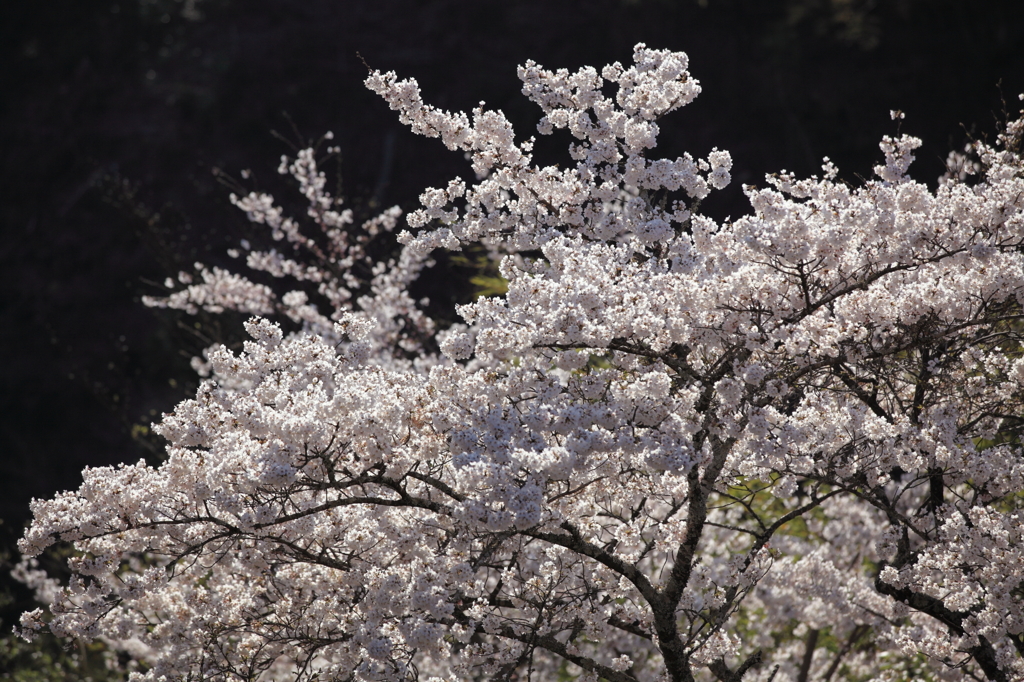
[143,142,435,371]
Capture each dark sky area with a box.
[2,0,1023,636]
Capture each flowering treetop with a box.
[18,45,1024,682]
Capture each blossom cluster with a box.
[19,46,1024,682]
[143,143,435,371]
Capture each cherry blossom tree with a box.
[17,45,1024,682]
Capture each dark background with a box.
[2,0,1023,648]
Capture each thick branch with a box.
[709,649,763,682]
[796,629,819,682]
[874,576,1007,681]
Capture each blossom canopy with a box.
[19,45,1024,682]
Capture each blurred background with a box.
[2,0,1023,676]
